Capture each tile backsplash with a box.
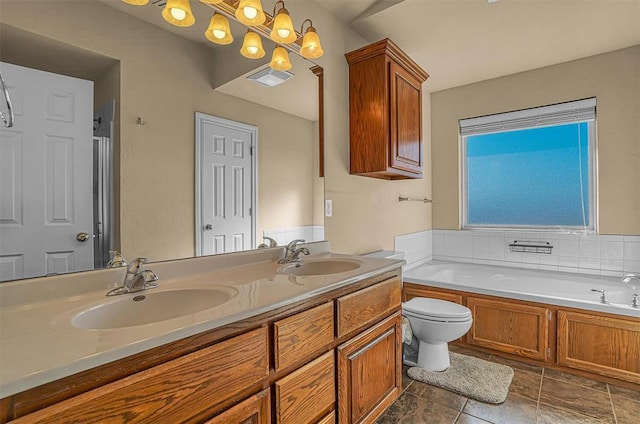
[262,225,324,247]
[395,229,640,276]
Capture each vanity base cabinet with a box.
[557,311,640,384]
[3,269,403,423]
[337,312,402,424]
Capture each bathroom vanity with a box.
[0,247,403,423]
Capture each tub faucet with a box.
[278,239,310,264]
[257,236,277,248]
[591,289,607,304]
[622,274,640,285]
[107,257,158,296]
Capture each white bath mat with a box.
[407,352,514,404]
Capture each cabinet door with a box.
[337,312,402,424]
[389,61,422,176]
[466,297,550,361]
[557,311,640,384]
[205,389,270,424]
[275,351,335,424]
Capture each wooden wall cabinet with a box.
[557,311,640,384]
[346,39,429,180]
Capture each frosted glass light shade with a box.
[162,0,195,27]
[270,46,292,71]
[240,31,266,59]
[122,0,149,5]
[235,0,266,26]
[205,13,233,45]
[270,8,296,44]
[300,26,323,59]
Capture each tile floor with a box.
[376,345,640,424]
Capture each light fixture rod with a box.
[202,0,304,53]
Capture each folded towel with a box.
[401,316,413,345]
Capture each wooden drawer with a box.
[14,328,269,423]
[317,411,336,424]
[275,351,335,424]
[557,311,640,384]
[274,301,334,371]
[337,276,402,338]
[205,389,270,424]
[466,297,549,361]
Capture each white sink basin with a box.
[71,288,236,330]
[280,259,363,276]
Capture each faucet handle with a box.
[591,288,607,304]
[632,293,639,308]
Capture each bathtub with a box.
[403,261,639,318]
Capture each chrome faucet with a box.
[632,294,639,309]
[257,236,277,248]
[106,257,158,296]
[278,239,310,264]
[622,274,640,285]
[591,289,607,304]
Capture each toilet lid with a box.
[403,298,472,321]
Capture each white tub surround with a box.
[404,261,639,318]
[0,243,403,398]
[431,230,640,277]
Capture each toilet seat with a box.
[403,298,472,323]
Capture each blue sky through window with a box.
[466,122,590,227]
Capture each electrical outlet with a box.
[325,199,333,217]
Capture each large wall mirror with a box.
[0,0,325,281]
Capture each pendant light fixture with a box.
[235,0,266,26]
[240,30,266,59]
[270,46,292,71]
[162,0,195,27]
[205,13,233,45]
[299,19,324,59]
[121,0,149,5]
[270,1,296,44]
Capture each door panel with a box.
[197,114,255,256]
[0,62,94,281]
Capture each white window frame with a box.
[460,98,597,232]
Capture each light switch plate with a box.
[325,199,333,217]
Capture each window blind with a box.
[459,97,596,136]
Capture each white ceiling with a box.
[316,0,640,92]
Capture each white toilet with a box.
[402,297,473,371]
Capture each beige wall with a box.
[291,1,433,255]
[431,46,640,235]
[0,0,318,261]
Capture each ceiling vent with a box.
[247,67,294,87]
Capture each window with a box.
[460,98,596,230]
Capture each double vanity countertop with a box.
[0,244,404,398]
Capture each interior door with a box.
[196,113,255,256]
[0,62,94,281]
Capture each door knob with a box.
[204,224,213,231]
[76,232,90,242]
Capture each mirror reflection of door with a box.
[0,62,94,281]
[195,113,256,256]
